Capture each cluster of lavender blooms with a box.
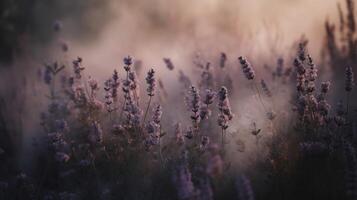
[217,86,234,130]
[239,56,255,80]
[146,68,156,97]
[188,86,201,129]
[145,104,162,149]
[292,43,332,126]
[200,89,216,120]
[345,65,355,92]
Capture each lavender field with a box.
[1,0,357,199]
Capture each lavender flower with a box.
[260,79,272,97]
[123,56,132,71]
[124,94,142,127]
[72,57,84,79]
[200,89,216,120]
[188,86,201,127]
[200,136,210,151]
[238,56,255,80]
[321,81,331,94]
[307,55,318,81]
[111,70,120,99]
[298,41,308,61]
[318,100,331,116]
[88,77,99,95]
[146,69,156,96]
[220,52,227,68]
[276,58,284,77]
[163,58,175,70]
[152,104,162,124]
[129,70,140,104]
[217,87,234,127]
[44,65,52,84]
[345,66,354,92]
[175,123,185,145]
[89,121,103,145]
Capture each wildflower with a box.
[124,94,142,127]
[345,66,354,92]
[175,123,185,145]
[200,136,210,150]
[146,69,156,96]
[238,56,255,80]
[318,100,331,116]
[260,79,272,97]
[163,58,175,70]
[217,87,233,130]
[276,58,284,77]
[188,86,201,126]
[307,55,318,81]
[220,52,227,68]
[321,81,331,94]
[129,70,140,103]
[44,65,52,84]
[298,40,308,61]
[145,121,160,145]
[88,121,103,145]
[185,126,194,139]
[88,77,99,94]
[123,56,132,71]
[152,104,162,124]
[111,70,120,99]
[72,57,84,79]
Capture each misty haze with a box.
[0,0,357,199]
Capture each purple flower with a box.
[217,87,233,129]
[123,56,133,71]
[238,56,255,80]
[260,79,272,97]
[345,66,354,92]
[220,52,227,68]
[146,69,156,96]
[163,58,175,70]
